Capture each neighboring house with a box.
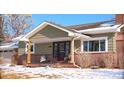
[0,35,24,64]
[1,14,124,68]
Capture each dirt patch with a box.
[0,70,30,79]
[0,70,62,79]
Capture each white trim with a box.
[46,22,74,34]
[84,37,108,41]
[99,40,100,51]
[80,39,83,52]
[105,37,108,52]
[81,37,108,52]
[21,21,74,40]
[25,43,35,54]
[12,35,24,42]
[117,24,124,31]
[77,25,121,34]
[20,21,91,41]
[82,51,109,54]
[22,22,47,39]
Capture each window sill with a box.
[25,52,35,54]
[81,51,108,54]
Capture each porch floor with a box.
[26,62,77,68]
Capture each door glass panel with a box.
[59,43,64,52]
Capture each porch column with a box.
[70,37,75,64]
[80,39,83,52]
[27,39,31,64]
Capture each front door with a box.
[53,41,70,61]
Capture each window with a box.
[83,37,107,52]
[25,43,35,53]
[89,40,99,51]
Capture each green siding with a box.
[91,33,116,52]
[35,43,53,54]
[18,41,53,55]
[74,33,116,52]
[30,25,68,41]
[18,41,26,55]
[35,41,80,54]
[18,25,116,56]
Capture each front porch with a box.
[18,40,73,67]
[18,21,90,67]
[18,37,85,67]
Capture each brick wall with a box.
[116,40,124,68]
[18,54,57,65]
[74,52,121,68]
[115,14,124,24]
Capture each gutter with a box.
[116,24,124,32]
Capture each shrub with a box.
[74,52,118,68]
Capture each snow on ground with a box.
[0,65,124,79]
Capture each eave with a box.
[77,24,122,34]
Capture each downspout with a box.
[70,36,82,68]
[69,32,90,68]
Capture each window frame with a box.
[82,37,108,53]
[25,43,35,54]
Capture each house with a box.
[1,14,124,68]
[0,35,24,64]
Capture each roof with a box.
[67,20,115,30]
[0,35,24,50]
[20,20,124,41]
[0,42,18,50]
[21,21,91,41]
[45,21,76,33]
[77,24,121,34]
[12,35,24,42]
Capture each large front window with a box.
[83,37,107,52]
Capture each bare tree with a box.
[0,15,4,42]
[3,14,32,38]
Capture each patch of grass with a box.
[0,70,63,79]
[0,70,30,79]
[39,74,63,79]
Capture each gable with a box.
[30,25,68,40]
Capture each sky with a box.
[31,14,115,30]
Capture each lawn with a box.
[0,64,124,79]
